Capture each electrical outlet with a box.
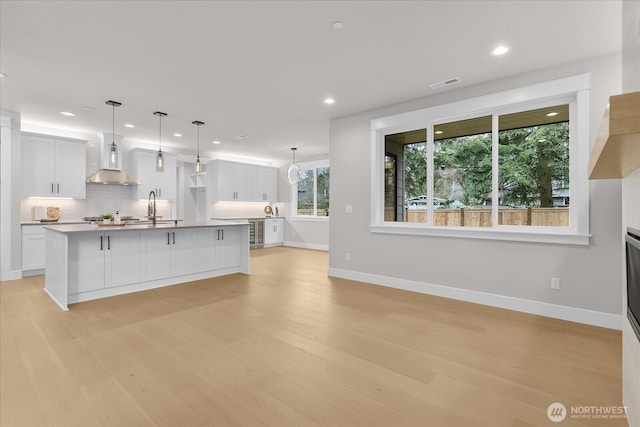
[345,205,353,214]
[346,253,351,261]
[551,277,560,290]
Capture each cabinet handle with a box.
[159,188,162,198]
[216,229,219,240]
[167,232,170,245]
[51,183,54,194]
[100,236,103,251]
[221,229,224,240]
[57,183,60,194]
[107,235,111,250]
[172,232,175,244]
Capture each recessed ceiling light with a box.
[324,97,335,104]
[60,111,76,116]
[124,123,135,128]
[173,133,182,137]
[212,140,221,144]
[435,130,444,135]
[492,45,509,56]
[546,112,558,117]
[332,21,344,29]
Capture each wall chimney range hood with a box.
[86,101,140,185]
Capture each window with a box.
[372,74,589,244]
[293,160,330,217]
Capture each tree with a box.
[403,142,426,199]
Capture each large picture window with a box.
[372,75,589,245]
[294,161,330,217]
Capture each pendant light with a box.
[192,120,204,174]
[288,147,301,184]
[105,100,121,168]
[154,111,167,172]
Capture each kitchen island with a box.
[44,220,250,310]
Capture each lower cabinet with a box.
[68,231,141,294]
[140,228,197,281]
[196,226,241,272]
[264,218,285,247]
[22,225,46,272]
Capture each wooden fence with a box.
[397,207,569,227]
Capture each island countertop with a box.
[44,219,249,234]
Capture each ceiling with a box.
[0,1,621,164]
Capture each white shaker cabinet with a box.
[22,225,46,273]
[131,149,177,201]
[208,160,278,202]
[68,231,141,294]
[22,133,87,198]
[196,226,241,272]
[264,218,284,247]
[140,228,196,280]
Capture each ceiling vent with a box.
[429,77,461,89]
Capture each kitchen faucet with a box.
[148,190,157,225]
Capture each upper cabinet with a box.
[208,160,278,202]
[21,133,87,198]
[130,149,177,201]
[588,91,640,179]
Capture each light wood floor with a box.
[1,247,626,427]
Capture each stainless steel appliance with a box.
[248,218,264,249]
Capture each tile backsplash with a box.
[21,185,173,222]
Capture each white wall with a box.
[622,1,640,425]
[329,53,622,327]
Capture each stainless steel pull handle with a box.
[221,229,224,240]
[107,235,111,250]
[51,183,54,194]
[167,232,170,245]
[100,236,103,251]
[57,183,60,193]
[172,232,175,244]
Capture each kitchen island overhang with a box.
[44,220,250,310]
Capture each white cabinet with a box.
[140,228,196,280]
[208,160,278,202]
[131,150,177,201]
[196,226,241,272]
[264,218,285,247]
[22,225,46,272]
[22,133,86,198]
[68,231,141,294]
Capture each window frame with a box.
[370,74,590,245]
[290,159,330,220]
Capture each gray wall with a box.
[328,53,622,318]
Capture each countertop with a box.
[211,217,283,220]
[22,220,90,225]
[44,220,249,234]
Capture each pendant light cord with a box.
[159,115,162,152]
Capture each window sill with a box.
[370,223,590,245]
[290,216,330,222]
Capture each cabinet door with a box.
[22,227,46,270]
[105,231,141,288]
[140,229,173,281]
[217,227,241,269]
[132,151,158,200]
[171,228,196,277]
[68,233,105,294]
[22,135,56,197]
[196,227,217,273]
[157,155,177,201]
[264,219,284,246]
[55,139,86,198]
[216,161,237,200]
[255,167,278,202]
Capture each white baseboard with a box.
[328,267,621,330]
[0,269,23,281]
[284,241,329,251]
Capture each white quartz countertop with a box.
[44,220,249,234]
[22,220,90,225]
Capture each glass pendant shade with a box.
[192,120,204,175]
[154,111,167,172]
[109,142,118,168]
[288,147,301,184]
[156,150,164,172]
